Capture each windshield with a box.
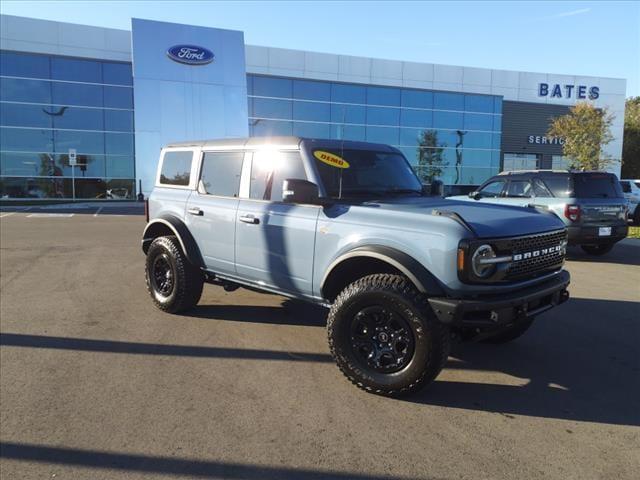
[312,148,422,199]
[573,173,623,198]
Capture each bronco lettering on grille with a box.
[512,244,563,262]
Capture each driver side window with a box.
[249,151,307,202]
[479,180,506,198]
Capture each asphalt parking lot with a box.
[1,211,639,480]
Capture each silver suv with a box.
[450,170,629,255]
[620,179,640,225]
[142,137,570,396]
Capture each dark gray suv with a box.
[451,170,628,255]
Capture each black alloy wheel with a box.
[150,253,175,298]
[350,305,415,374]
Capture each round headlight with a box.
[472,244,496,278]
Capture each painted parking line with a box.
[94,207,104,217]
[0,212,16,218]
[26,213,75,218]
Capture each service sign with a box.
[313,151,350,169]
[166,45,214,65]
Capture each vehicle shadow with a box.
[183,299,327,327]
[0,333,333,363]
[566,240,640,266]
[410,297,640,427]
[0,442,425,480]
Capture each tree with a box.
[622,97,640,178]
[416,130,447,183]
[547,102,614,170]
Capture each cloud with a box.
[541,7,591,20]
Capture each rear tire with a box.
[481,318,534,344]
[581,244,614,256]
[327,274,450,396]
[145,235,204,313]
[633,208,640,226]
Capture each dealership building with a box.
[0,14,627,200]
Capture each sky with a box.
[2,1,639,97]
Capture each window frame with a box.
[196,150,246,198]
[505,179,533,198]
[241,148,313,204]
[155,147,199,190]
[478,179,506,198]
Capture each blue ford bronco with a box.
[142,137,570,396]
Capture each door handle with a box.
[239,214,260,224]
[188,207,203,216]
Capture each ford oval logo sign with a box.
[166,45,214,65]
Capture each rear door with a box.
[235,149,320,296]
[185,150,245,275]
[501,178,534,207]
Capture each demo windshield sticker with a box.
[313,151,350,169]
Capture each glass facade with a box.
[503,153,541,172]
[247,74,502,185]
[0,51,135,199]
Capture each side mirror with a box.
[282,179,319,204]
[468,191,481,200]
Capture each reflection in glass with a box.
[416,130,447,183]
[0,51,50,79]
[0,53,137,198]
[0,77,52,103]
[0,103,53,128]
[246,74,503,186]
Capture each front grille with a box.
[498,230,567,281]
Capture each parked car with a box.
[449,170,628,256]
[142,138,570,396]
[620,179,640,225]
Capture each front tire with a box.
[581,244,614,256]
[145,235,204,313]
[327,274,450,396]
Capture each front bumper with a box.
[567,224,627,245]
[428,270,570,327]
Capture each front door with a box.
[235,150,320,296]
[185,151,245,275]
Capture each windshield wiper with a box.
[378,188,423,196]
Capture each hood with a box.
[360,196,566,238]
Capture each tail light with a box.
[564,204,581,222]
[144,199,149,223]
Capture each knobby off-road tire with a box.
[581,244,614,256]
[145,235,204,313]
[481,318,534,344]
[327,274,450,396]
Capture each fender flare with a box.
[141,215,205,268]
[321,245,445,297]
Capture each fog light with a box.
[472,244,496,278]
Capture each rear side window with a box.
[620,181,631,193]
[200,151,244,197]
[159,151,192,186]
[250,151,307,201]
[505,180,531,197]
[532,178,552,197]
[573,174,623,198]
[542,175,572,197]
